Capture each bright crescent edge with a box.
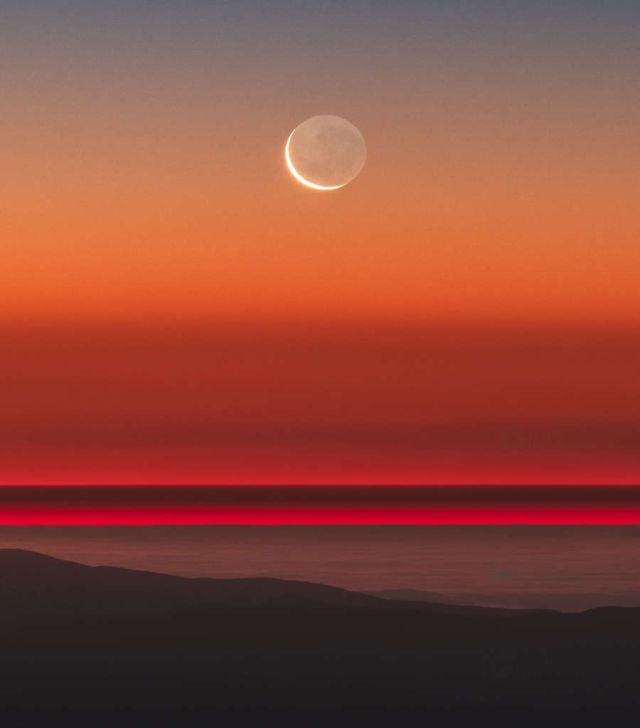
[285,132,345,191]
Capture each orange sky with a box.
[3,104,639,327]
[1,1,639,485]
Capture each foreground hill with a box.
[1,549,640,727]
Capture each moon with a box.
[285,115,366,191]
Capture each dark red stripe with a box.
[1,486,640,525]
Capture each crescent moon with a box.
[285,132,345,191]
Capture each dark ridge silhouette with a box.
[367,586,640,612]
[366,587,551,615]
[1,549,640,727]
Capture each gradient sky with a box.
[2,1,640,492]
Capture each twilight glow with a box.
[2,1,640,523]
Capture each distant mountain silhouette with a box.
[366,587,549,615]
[2,549,640,727]
[369,586,640,613]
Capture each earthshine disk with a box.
[285,115,366,190]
